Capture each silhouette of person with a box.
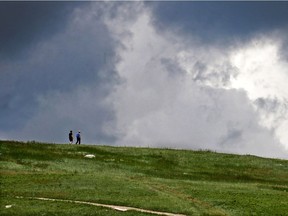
[76,131,81,145]
[69,130,73,144]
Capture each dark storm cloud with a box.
[0,1,83,60]
[148,1,288,43]
[0,2,119,141]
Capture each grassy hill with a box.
[1,140,287,216]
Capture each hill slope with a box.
[1,141,288,215]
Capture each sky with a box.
[1,1,288,159]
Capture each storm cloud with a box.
[0,1,84,60]
[1,2,288,159]
[0,2,118,143]
[149,1,288,44]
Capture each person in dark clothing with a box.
[76,131,81,144]
[69,130,73,144]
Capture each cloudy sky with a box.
[1,1,288,159]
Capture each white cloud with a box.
[229,37,288,150]
[230,38,288,101]
[104,4,288,158]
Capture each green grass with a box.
[1,140,288,215]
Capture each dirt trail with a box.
[16,196,186,216]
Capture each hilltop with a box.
[1,140,288,215]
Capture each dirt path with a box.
[16,196,186,216]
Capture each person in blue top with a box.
[76,131,81,145]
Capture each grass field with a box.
[1,140,288,215]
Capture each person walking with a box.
[76,131,81,145]
[69,130,73,144]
